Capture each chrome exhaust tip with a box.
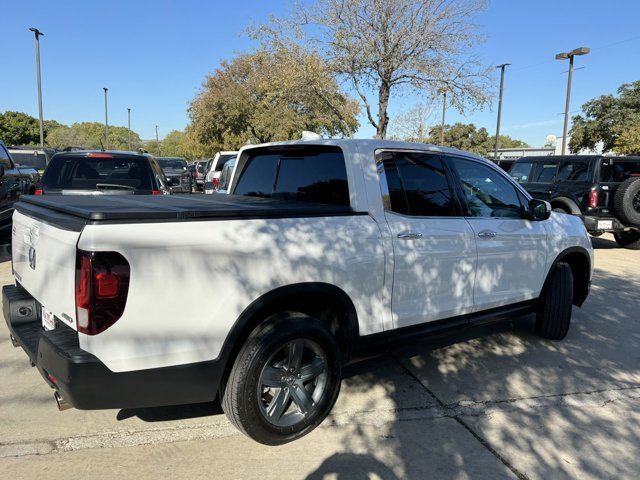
[54,391,73,411]
[10,335,20,348]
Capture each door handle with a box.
[397,232,423,240]
[477,230,497,238]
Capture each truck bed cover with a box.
[16,194,362,229]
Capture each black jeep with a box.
[510,155,640,249]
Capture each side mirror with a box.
[528,199,551,221]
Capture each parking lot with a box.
[0,234,638,480]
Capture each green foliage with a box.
[0,111,40,145]
[188,45,359,149]
[570,81,640,154]
[46,122,142,150]
[614,121,640,155]
[426,123,528,156]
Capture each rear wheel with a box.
[613,177,640,225]
[614,230,640,250]
[222,312,342,445]
[536,262,573,340]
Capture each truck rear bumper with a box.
[582,215,634,233]
[3,284,222,410]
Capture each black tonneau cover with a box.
[16,194,361,228]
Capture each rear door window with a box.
[234,146,349,206]
[531,161,558,183]
[557,160,591,182]
[600,159,640,182]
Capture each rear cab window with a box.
[233,145,350,206]
[42,154,155,192]
[214,154,236,172]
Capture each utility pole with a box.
[440,89,447,146]
[127,108,132,151]
[155,125,161,156]
[103,88,109,149]
[556,47,590,155]
[29,28,45,148]
[493,64,510,161]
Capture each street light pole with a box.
[103,88,109,149]
[440,89,447,146]
[556,47,590,155]
[127,108,132,151]
[29,28,45,148]
[493,64,510,160]
[155,125,161,156]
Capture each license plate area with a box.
[42,306,55,331]
[597,220,613,230]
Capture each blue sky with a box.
[1,0,639,146]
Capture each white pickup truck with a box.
[4,140,593,445]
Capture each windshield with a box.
[157,158,187,169]
[42,155,153,191]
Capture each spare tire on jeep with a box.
[613,177,640,225]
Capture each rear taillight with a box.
[212,178,220,189]
[75,250,130,335]
[588,190,599,208]
[34,189,43,195]
[152,189,162,195]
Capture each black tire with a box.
[536,262,573,340]
[614,230,640,250]
[613,177,640,225]
[221,312,342,445]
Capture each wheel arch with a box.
[542,246,591,307]
[550,197,582,215]
[217,282,359,393]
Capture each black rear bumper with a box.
[582,215,635,233]
[3,284,222,410]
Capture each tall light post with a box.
[103,88,109,149]
[493,63,510,160]
[155,125,161,155]
[127,108,132,151]
[440,88,447,146]
[556,47,590,155]
[29,28,45,148]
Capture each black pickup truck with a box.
[0,141,40,231]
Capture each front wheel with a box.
[222,312,342,445]
[536,262,573,340]
[614,230,640,250]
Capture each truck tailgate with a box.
[12,210,80,330]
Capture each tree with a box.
[262,0,492,139]
[189,45,359,148]
[0,111,40,145]
[425,123,528,156]
[388,103,436,142]
[614,121,640,155]
[570,81,640,154]
[46,122,142,150]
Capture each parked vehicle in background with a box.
[0,141,40,230]
[156,157,192,194]
[205,151,238,189]
[193,160,207,190]
[490,158,516,172]
[510,155,640,249]
[7,146,56,173]
[37,151,170,196]
[4,139,592,445]
[215,157,235,193]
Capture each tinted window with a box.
[453,158,523,218]
[381,152,455,216]
[42,155,153,191]
[157,158,187,169]
[557,160,590,182]
[600,159,640,182]
[509,162,533,183]
[196,163,205,174]
[218,160,235,191]
[234,146,349,206]
[0,145,10,168]
[532,162,558,183]
[215,154,235,172]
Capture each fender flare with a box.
[550,197,582,215]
